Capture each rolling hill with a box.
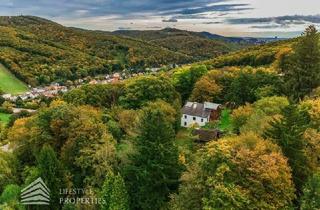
[0,16,191,86]
[0,16,249,86]
[112,28,247,60]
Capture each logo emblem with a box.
[21,177,50,205]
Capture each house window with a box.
[184,122,187,126]
[184,115,187,119]
[201,118,204,122]
[193,117,196,121]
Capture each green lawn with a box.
[0,113,11,125]
[0,64,29,95]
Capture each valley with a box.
[0,15,319,210]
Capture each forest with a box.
[0,23,319,210]
[0,16,246,86]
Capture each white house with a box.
[181,102,221,127]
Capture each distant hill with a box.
[114,28,283,61]
[198,31,285,44]
[0,16,267,86]
[0,16,193,86]
[112,28,250,60]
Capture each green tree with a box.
[264,105,311,196]
[124,102,182,210]
[300,172,320,210]
[62,88,86,106]
[121,76,180,109]
[225,70,281,105]
[0,184,25,210]
[173,65,208,102]
[281,25,320,100]
[37,145,65,209]
[218,109,233,132]
[100,172,129,210]
[0,151,18,192]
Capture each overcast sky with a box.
[1,0,320,37]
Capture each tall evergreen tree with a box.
[264,105,311,196]
[37,145,65,209]
[124,102,182,210]
[100,172,129,210]
[282,25,320,100]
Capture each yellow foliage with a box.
[300,98,320,126]
[203,132,295,209]
[303,128,320,172]
[190,75,222,102]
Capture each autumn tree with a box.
[7,101,116,190]
[231,103,254,133]
[299,98,320,128]
[238,96,289,135]
[124,101,182,210]
[303,129,320,174]
[190,74,222,103]
[169,133,295,210]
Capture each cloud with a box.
[202,21,222,24]
[162,18,178,22]
[0,0,229,18]
[227,15,320,25]
[170,4,252,15]
[251,24,290,29]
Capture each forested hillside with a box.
[113,28,247,60]
[0,16,247,86]
[1,17,319,210]
[0,16,192,86]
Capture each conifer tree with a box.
[37,145,65,209]
[264,105,311,196]
[282,25,320,100]
[124,102,182,210]
[100,171,129,210]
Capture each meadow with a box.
[0,64,29,94]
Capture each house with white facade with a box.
[181,102,221,127]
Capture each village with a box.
[1,70,154,102]
[1,69,225,145]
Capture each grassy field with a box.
[0,64,29,95]
[0,112,11,125]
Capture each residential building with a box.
[181,102,221,127]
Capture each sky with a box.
[1,0,320,37]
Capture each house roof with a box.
[181,102,211,118]
[181,102,221,118]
